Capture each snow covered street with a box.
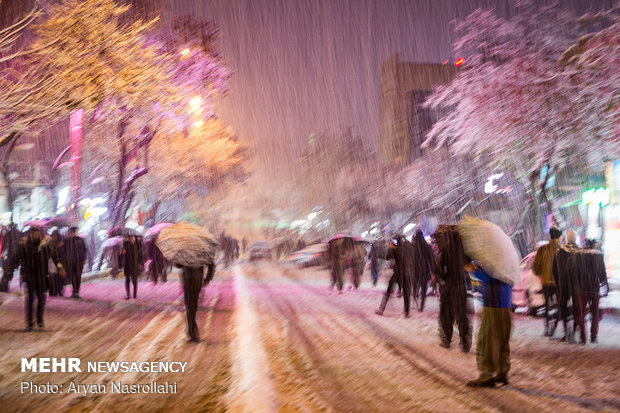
[1,263,619,412]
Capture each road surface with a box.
[1,262,619,412]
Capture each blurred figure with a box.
[328,240,344,293]
[413,230,434,312]
[466,262,512,387]
[368,243,379,287]
[569,243,608,344]
[533,227,562,336]
[47,230,64,296]
[352,242,366,289]
[18,227,63,331]
[62,227,87,298]
[0,223,22,292]
[122,235,143,299]
[181,263,215,342]
[434,227,471,352]
[147,237,168,284]
[376,236,411,317]
[552,229,579,341]
[242,237,247,254]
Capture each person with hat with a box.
[533,227,562,337]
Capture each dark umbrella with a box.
[108,227,141,237]
[156,221,218,267]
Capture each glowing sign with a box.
[582,188,609,207]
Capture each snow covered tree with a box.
[143,118,245,223]
[423,1,620,242]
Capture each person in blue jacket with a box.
[465,262,512,387]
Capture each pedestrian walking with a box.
[552,229,580,341]
[0,224,21,292]
[328,240,344,293]
[368,243,380,287]
[122,235,143,299]
[181,263,215,342]
[466,262,512,387]
[349,242,365,289]
[433,226,471,352]
[533,227,562,336]
[376,236,412,317]
[147,237,168,284]
[413,230,434,312]
[47,230,64,296]
[17,227,63,331]
[61,227,87,298]
[569,245,608,344]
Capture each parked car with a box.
[288,243,327,268]
[512,251,545,316]
[249,242,272,261]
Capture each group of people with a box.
[1,225,87,330]
[218,233,240,268]
[533,227,608,344]
[327,237,368,292]
[374,230,435,317]
[375,226,512,388]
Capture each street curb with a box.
[225,266,278,413]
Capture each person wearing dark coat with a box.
[413,230,434,312]
[181,263,215,342]
[328,240,344,293]
[47,230,65,296]
[376,236,412,317]
[122,235,143,299]
[551,229,580,341]
[0,224,22,292]
[567,247,608,344]
[61,227,87,298]
[18,227,63,330]
[147,237,168,284]
[368,243,380,286]
[433,227,471,352]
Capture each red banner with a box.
[69,109,84,211]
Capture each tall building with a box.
[379,54,459,166]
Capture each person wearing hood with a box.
[533,227,562,336]
[552,229,580,341]
[18,227,63,331]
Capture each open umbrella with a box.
[156,221,218,267]
[102,236,125,249]
[45,216,78,228]
[458,216,520,286]
[327,232,361,243]
[144,222,173,238]
[23,219,49,229]
[108,226,141,237]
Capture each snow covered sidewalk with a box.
[225,266,278,412]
